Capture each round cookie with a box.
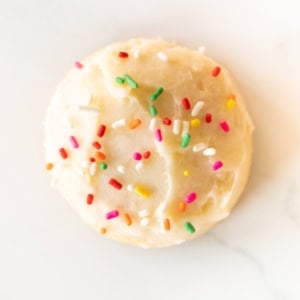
[44,38,253,248]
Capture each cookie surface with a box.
[44,38,253,248]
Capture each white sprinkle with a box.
[173,119,181,135]
[78,105,99,113]
[198,46,206,54]
[149,118,157,131]
[89,162,97,176]
[138,209,149,218]
[135,161,144,171]
[203,147,216,156]
[81,160,90,169]
[157,51,168,61]
[64,118,73,130]
[112,118,126,128]
[191,101,204,117]
[140,218,149,226]
[181,121,190,137]
[117,165,125,174]
[82,93,93,106]
[127,184,134,192]
[193,143,207,152]
[133,50,140,58]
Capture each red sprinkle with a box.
[86,194,94,205]
[69,136,79,149]
[133,152,142,161]
[109,178,123,190]
[106,210,119,220]
[163,117,172,126]
[143,151,151,159]
[89,157,96,163]
[205,113,212,123]
[74,61,84,69]
[97,125,106,138]
[220,120,230,132]
[92,141,101,150]
[182,97,191,110]
[211,66,221,77]
[155,129,163,142]
[59,148,68,159]
[118,51,129,58]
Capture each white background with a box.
[1,1,300,299]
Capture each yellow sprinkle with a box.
[134,186,150,198]
[226,99,235,109]
[183,170,190,176]
[190,118,201,127]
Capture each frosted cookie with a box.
[44,38,253,248]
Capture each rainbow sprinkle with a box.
[185,222,196,234]
[150,87,164,101]
[181,133,191,148]
[106,210,119,220]
[149,105,157,116]
[123,74,138,88]
[134,186,150,198]
[212,160,223,171]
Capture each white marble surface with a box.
[0,1,300,299]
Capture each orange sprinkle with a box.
[96,151,106,161]
[163,218,171,231]
[128,119,141,129]
[100,227,107,235]
[227,93,236,100]
[124,213,132,226]
[45,163,53,170]
[179,201,187,213]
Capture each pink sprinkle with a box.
[212,161,223,171]
[69,136,79,149]
[74,61,84,69]
[185,192,197,204]
[133,152,142,161]
[106,210,119,220]
[220,120,230,132]
[155,129,163,142]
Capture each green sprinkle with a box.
[99,162,107,170]
[185,222,196,234]
[181,133,191,148]
[123,74,138,89]
[149,105,157,116]
[115,76,125,84]
[150,86,164,101]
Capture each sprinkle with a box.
[118,51,129,58]
[149,105,157,116]
[89,157,96,163]
[191,101,204,116]
[192,143,207,152]
[96,151,106,161]
[203,147,216,156]
[124,213,132,226]
[59,148,68,159]
[128,119,141,129]
[127,184,134,191]
[163,218,171,231]
[226,99,235,109]
[86,194,94,205]
[135,162,144,171]
[181,121,190,137]
[182,97,191,110]
[123,74,138,89]
[150,87,164,101]
[183,170,189,176]
[100,227,107,234]
[81,160,90,169]
[115,76,125,84]
[205,113,212,123]
[143,151,151,159]
[133,152,142,161]
[109,178,123,190]
[97,125,106,137]
[45,163,53,170]
[179,201,187,212]
[155,129,163,142]
[133,50,140,58]
[220,120,230,132]
[227,93,236,100]
[106,210,119,220]
[90,162,97,176]
[212,160,223,171]
[163,117,172,126]
[112,119,126,128]
[211,66,221,77]
[185,222,196,234]
[117,165,125,174]
[69,136,79,149]
[134,186,150,198]
[92,141,101,149]
[99,162,108,170]
[190,118,201,127]
[74,61,83,69]
[185,192,197,204]
[173,120,181,135]
[140,218,149,226]
[181,133,191,148]
[157,51,168,61]
[149,118,157,130]
[138,209,149,218]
